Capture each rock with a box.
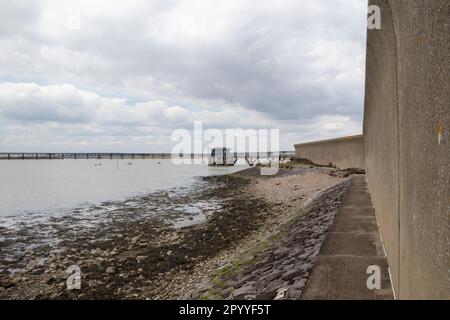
[274,287,288,300]
[255,291,277,300]
[300,263,313,272]
[101,249,110,257]
[166,250,172,256]
[239,274,258,284]
[217,263,232,272]
[12,277,21,284]
[0,280,15,289]
[136,256,147,263]
[195,278,212,293]
[254,257,270,268]
[41,276,54,285]
[293,278,307,289]
[286,288,302,300]
[131,236,140,244]
[27,259,39,270]
[298,253,310,259]
[262,279,284,294]
[106,267,115,274]
[273,247,289,258]
[232,285,257,300]
[282,269,305,281]
[259,270,284,283]
[56,272,68,281]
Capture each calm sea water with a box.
[0,159,246,217]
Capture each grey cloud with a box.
[0,1,41,38]
[60,0,366,120]
[0,0,366,151]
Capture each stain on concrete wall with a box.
[364,0,449,299]
[294,135,365,170]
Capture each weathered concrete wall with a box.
[294,135,365,170]
[364,0,400,295]
[364,0,449,299]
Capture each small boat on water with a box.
[208,148,237,166]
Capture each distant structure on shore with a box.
[208,148,237,166]
[0,151,295,161]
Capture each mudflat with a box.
[0,164,346,299]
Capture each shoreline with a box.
[189,177,350,300]
[0,164,347,299]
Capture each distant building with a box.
[208,148,236,166]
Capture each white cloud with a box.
[0,82,362,152]
[0,0,367,151]
[0,82,96,123]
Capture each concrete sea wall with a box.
[294,0,449,299]
[294,135,365,170]
[364,0,449,299]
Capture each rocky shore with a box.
[190,178,350,300]
[0,164,347,299]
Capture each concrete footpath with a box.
[301,175,394,299]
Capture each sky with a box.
[0,0,368,152]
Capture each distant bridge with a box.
[0,151,295,160]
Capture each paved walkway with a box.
[301,175,394,300]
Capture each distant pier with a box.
[0,151,295,160]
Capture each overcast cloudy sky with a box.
[0,0,368,152]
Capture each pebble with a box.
[136,256,147,263]
[41,276,54,285]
